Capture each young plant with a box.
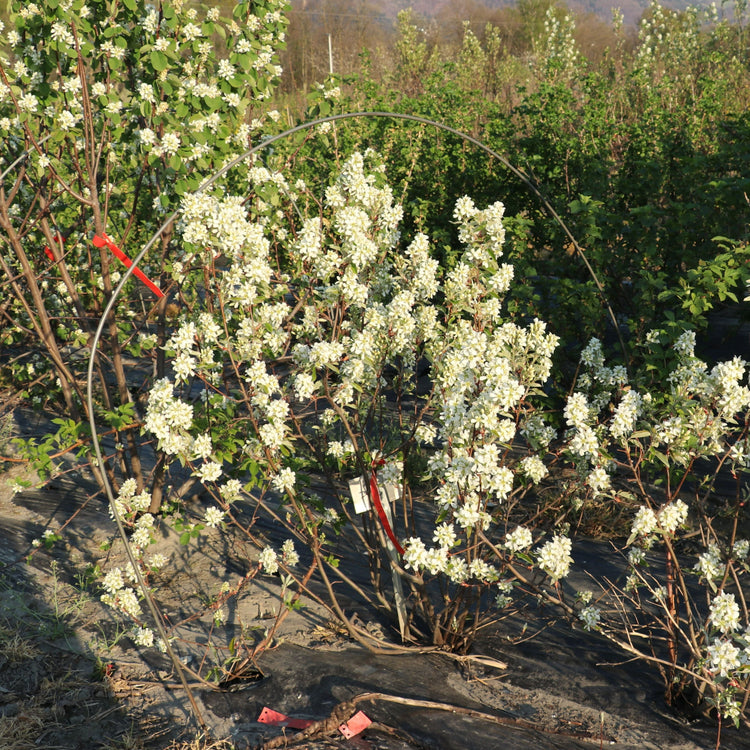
[560,332,750,725]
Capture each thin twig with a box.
[260,690,614,748]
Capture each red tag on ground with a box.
[339,710,372,738]
[257,706,314,729]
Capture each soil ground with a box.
[0,407,747,750]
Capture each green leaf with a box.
[651,450,669,468]
[150,50,168,71]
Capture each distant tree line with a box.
[278,0,630,97]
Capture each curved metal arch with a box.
[86,112,620,442]
[79,110,620,727]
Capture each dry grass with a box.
[163,738,235,750]
[0,713,46,750]
[0,626,40,663]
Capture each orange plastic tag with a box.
[339,710,372,738]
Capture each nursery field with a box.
[0,413,747,750]
[3,0,750,748]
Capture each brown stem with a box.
[0,200,84,418]
[261,690,612,748]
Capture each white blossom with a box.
[657,499,688,534]
[630,506,658,540]
[579,606,601,631]
[258,546,279,574]
[536,535,573,582]
[709,591,741,634]
[707,638,741,678]
[204,507,225,528]
[505,526,533,553]
[271,467,296,493]
[520,455,548,483]
[586,465,610,495]
[281,539,299,566]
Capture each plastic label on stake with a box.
[348,475,371,514]
[369,471,405,555]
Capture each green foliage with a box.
[285,3,750,372]
[655,240,750,317]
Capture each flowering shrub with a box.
[131,147,750,728]
[2,1,750,735]
[131,149,568,653]
[559,331,750,724]
[0,0,296,688]
[0,0,288,487]
[539,7,579,80]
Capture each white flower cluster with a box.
[428,314,557,528]
[180,193,272,269]
[100,565,142,620]
[245,361,289,453]
[703,605,750,707]
[709,591,742,635]
[130,625,154,648]
[610,389,643,440]
[536,535,573,582]
[706,637,743,679]
[579,605,601,631]
[204,506,225,528]
[403,536,498,584]
[111,477,151,521]
[271,467,296,493]
[574,338,628,411]
[564,391,600,459]
[564,392,591,429]
[453,196,506,257]
[522,413,557,451]
[654,339,750,464]
[520,454,548,483]
[166,313,223,385]
[144,378,194,457]
[540,8,579,78]
[628,499,688,543]
[130,513,156,549]
[505,526,533,553]
[586,465,611,495]
[220,479,244,504]
[258,539,299,574]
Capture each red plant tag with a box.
[370,469,404,555]
[257,706,314,730]
[93,233,164,298]
[339,710,372,738]
[43,234,64,261]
